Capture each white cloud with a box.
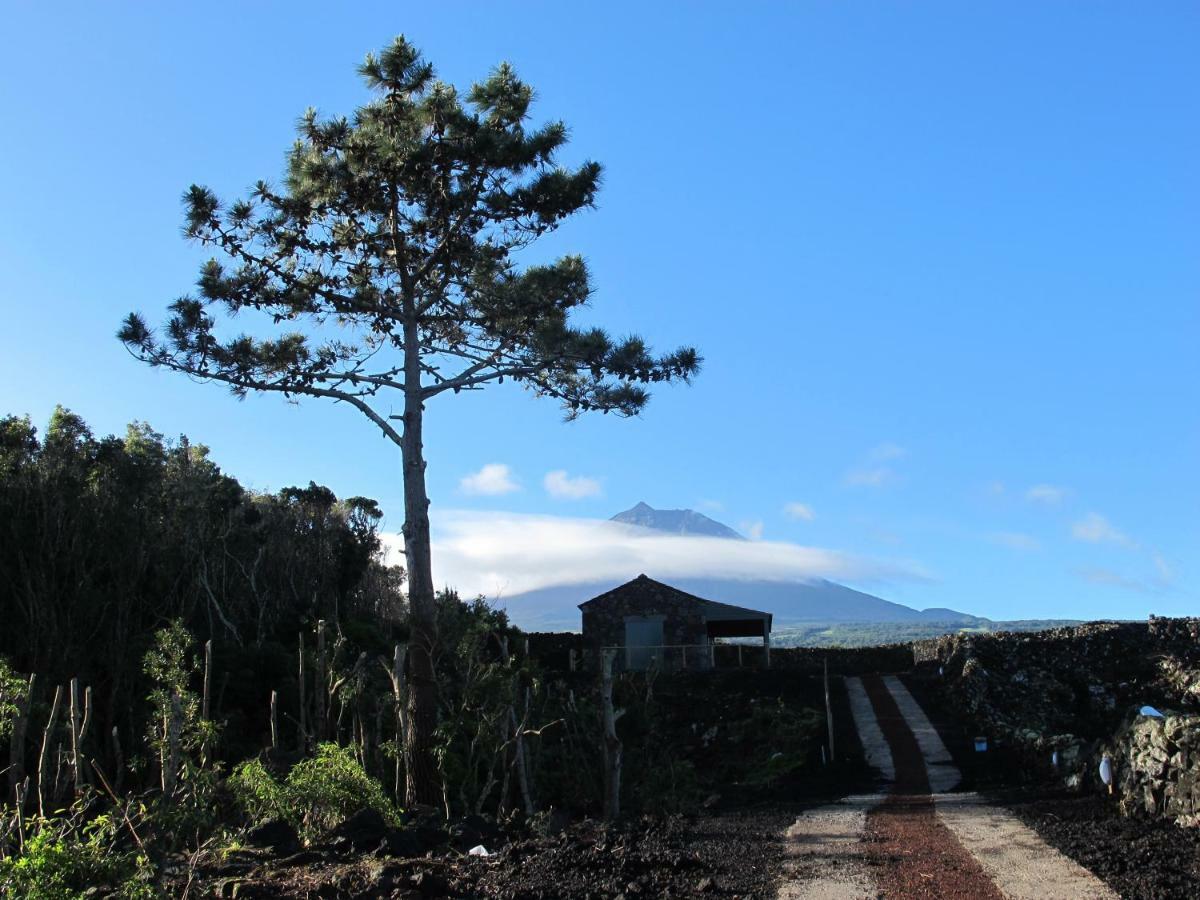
[988,531,1041,552]
[1152,552,1174,583]
[741,520,765,541]
[389,510,928,598]
[1026,484,1066,505]
[845,466,893,487]
[845,443,906,487]
[1071,512,1131,546]
[543,469,601,500]
[783,502,815,521]
[869,442,906,462]
[1077,567,1163,595]
[459,463,520,496]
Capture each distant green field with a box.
[769,620,1082,648]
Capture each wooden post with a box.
[270,690,279,751]
[709,641,715,669]
[38,685,62,817]
[600,649,622,822]
[202,640,213,721]
[681,645,688,670]
[568,648,576,672]
[200,640,213,764]
[523,637,530,657]
[69,678,84,791]
[823,657,835,762]
[314,620,327,742]
[8,673,34,798]
[738,644,744,667]
[110,726,124,794]
[298,633,307,749]
[163,692,182,796]
[764,622,772,669]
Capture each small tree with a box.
[120,37,699,804]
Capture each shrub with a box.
[0,812,157,900]
[230,743,399,842]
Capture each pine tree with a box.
[119,36,699,804]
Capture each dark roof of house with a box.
[579,574,772,627]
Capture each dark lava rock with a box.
[245,819,301,855]
[328,807,390,854]
[449,813,500,850]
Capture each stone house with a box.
[579,574,773,671]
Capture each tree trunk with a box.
[400,381,441,806]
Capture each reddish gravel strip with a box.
[860,674,1004,900]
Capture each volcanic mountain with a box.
[500,502,983,631]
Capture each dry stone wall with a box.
[914,618,1200,826]
[1117,711,1200,827]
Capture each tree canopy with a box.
[119,35,699,804]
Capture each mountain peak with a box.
[610,502,745,540]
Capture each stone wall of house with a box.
[581,577,709,666]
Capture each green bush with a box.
[230,743,399,842]
[0,813,157,900]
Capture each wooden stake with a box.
[110,726,124,794]
[824,657,836,762]
[600,649,623,821]
[38,685,62,817]
[314,620,327,742]
[8,673,34,797]
[270,690,279,751]
[69,678,84,791]
[297,633,307,750]
[163,692,182,796]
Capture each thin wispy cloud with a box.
[845,466,894,487]
[869,443,907,462]
[989,531,1041,552]
[1076,567,1165,595]
[1071,512,1131,547]
[1026,484,1067,505]
[783,502,815,521]
[394,510,928,598]
[845,442,906,487]
[543,469,601,500]
[741,520,765,541]
[459,463,520,496]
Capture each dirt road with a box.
[778,674,1117,899]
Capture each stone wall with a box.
[1117,711,1200,827]
[915,618,1200,826]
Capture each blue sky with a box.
[1,2,1196,621]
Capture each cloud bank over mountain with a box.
[381,510,927,600]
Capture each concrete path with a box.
[778,675,1117,899]
[776,795,880,899]
[845,675,894,783]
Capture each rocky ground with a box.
[198,808,797,899]
[180,623,1200,898]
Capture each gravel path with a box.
[777,675,1117,899]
